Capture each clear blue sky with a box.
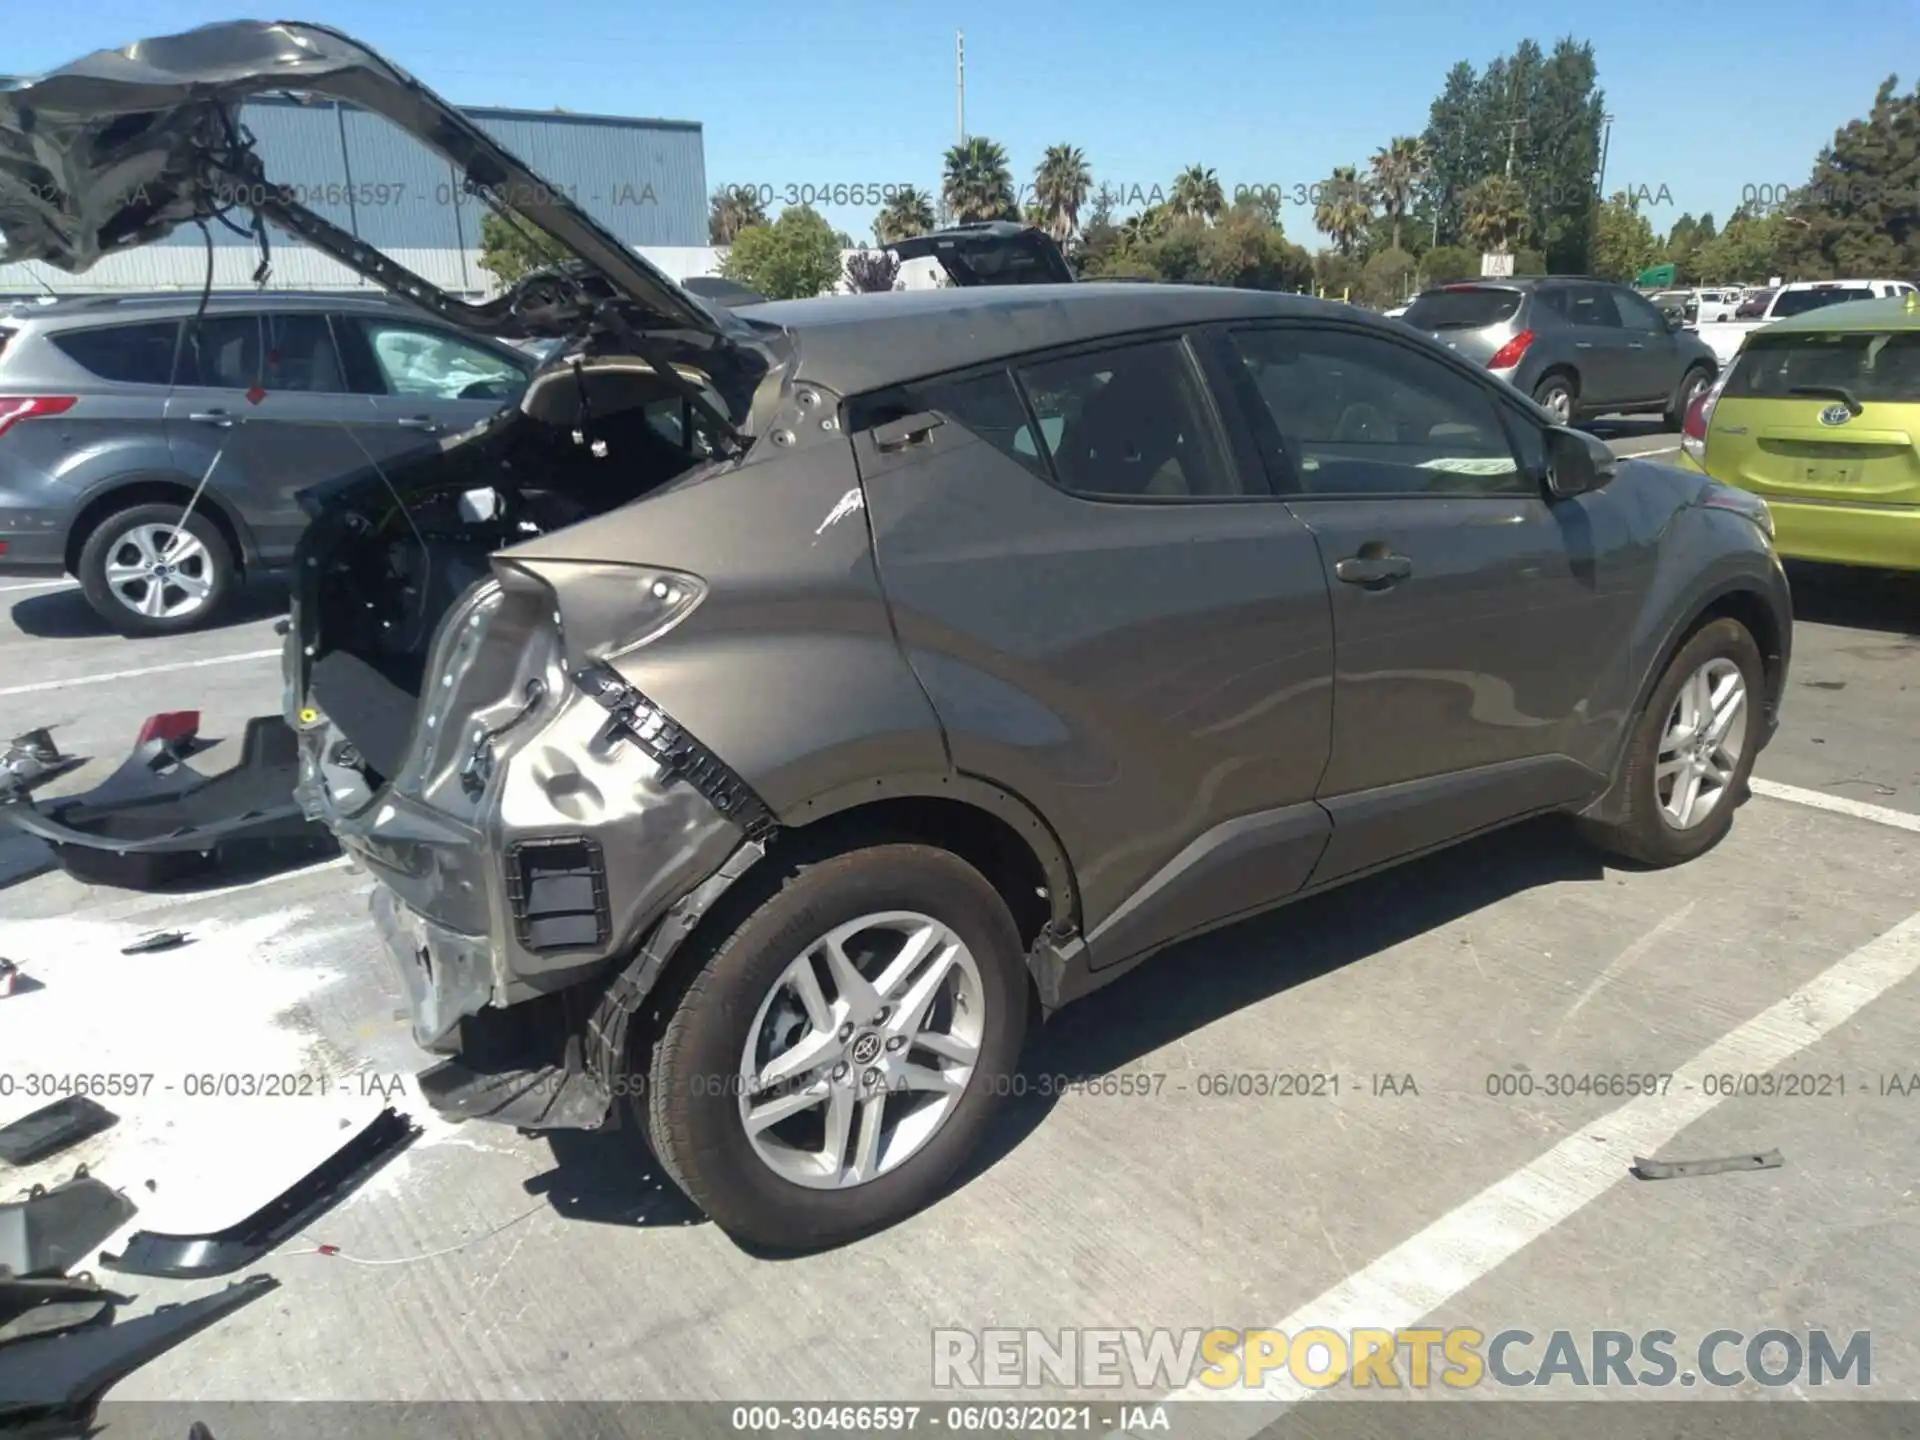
[10,0,1915,244]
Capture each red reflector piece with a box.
[0,395,78,438]
[245,385,267,406]
[0,541,8,557]
[137,711,201,746]
[1487,330,1535,370]
[1683,393,1710,440]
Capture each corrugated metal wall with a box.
[2,96,706,296]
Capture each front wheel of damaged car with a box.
[637,844,1030,1251]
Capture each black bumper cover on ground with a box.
[98,1108,418,1279]
[0,713,338,889]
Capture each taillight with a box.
[1682,369,1729,464]
[0,396,77,439]
[1487,330,1534,370]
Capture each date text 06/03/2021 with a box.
[726,1404,1167,1432]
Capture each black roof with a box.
[748,283,1360,395]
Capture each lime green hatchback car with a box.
[1678,293,1920,571]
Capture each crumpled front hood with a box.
[0,20,737,343]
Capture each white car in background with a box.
[1694,278,1918,361]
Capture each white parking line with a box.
[1118,905,1920,1425]
[1752,777,1920,835]
[0,647,280,698]
[0,578,77,594]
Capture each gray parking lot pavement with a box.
[2,428,1918,1418]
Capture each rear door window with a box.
[262,313,350,393]
[1014,338,1242,499]
[51,320,181,385]
[179,315,264,389]
[1723,330,1920,405]
[1401,288,1521,331]
[1564,284,1621,328]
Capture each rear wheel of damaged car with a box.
[1578,617,1765,867]
[637,842,1029,1251]
[77,502,235,636]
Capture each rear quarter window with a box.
[50,320,181,384]
[1401,288,1522,330]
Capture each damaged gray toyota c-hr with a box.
[3,22,1792,1251]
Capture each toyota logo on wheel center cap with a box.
[848,1032,883,1065]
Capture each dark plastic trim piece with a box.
[0,1097,118,1167]
[98,1109,418,1279]
[0,714,338,889]
[0,1169,138,1278]
[0,1274,276,1431]
[573,666,778,843]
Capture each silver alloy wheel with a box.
[102,523,216,621]
[1656,656,1747,830]
[1682,370,1711,410]
[738,910,986,1190]
[1540,384,1572,423]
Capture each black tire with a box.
[1665,364,1715,431]
[1533,372,1577,424]
[77,502,235,636]
[1577,617,1765,867]
[637,842,1029,1251]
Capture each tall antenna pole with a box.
[956,31,965,145]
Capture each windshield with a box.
[1401,288,1522,330]
[1724,330,1920,404]
[1771,287,1876,318]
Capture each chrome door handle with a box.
[1574,342,1593,350]
[396,416,441,432]
[1627,342,1645,350]
[188,410,235,427]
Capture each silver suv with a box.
[1400,277,1721,429]
[0,291,534,634]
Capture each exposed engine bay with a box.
[298,356,732,786]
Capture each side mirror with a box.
[1543,426,1618,499]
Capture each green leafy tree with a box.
[1197,203,1313,289]
[1460,174,1529,252]
[1420,243,1480,285]
[1033,144,1094,242]
[476,211,568,288]
[1313,250,1362,299]
[1368,137,1429,253]
[1773,74,1920,279]
[1170,165,1227,223]
[1694,206,1785,284]
[1075,185,1122,270]
[708,187,768,245]
[942,137,1017,223]
[1417,38,1604,269]
[875,186,937,245]
[1592,191,1659,281]
[1314,166,1375,255]
[720,205,844,300]
[1361,246,1418,307]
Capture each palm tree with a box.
[1032,144,1093,242]
[1313,166,1373,256]
[1460,174,1529,253]
[708,187,768,245]
[942,138,1017,224]
[1367,136,1428,253]
[1118,204,1170,253]
[1169,165,1226,223]
[874,186,937,245]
